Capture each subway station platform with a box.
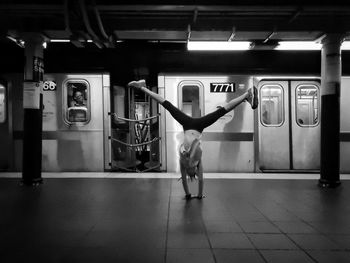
[1,173,350,263]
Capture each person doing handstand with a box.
[128,79,258,200]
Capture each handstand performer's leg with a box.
[128,79,165,104]
[128,79,191,126]
[195,87,259,131]
[223,86,258,112]
[223,92,249,111]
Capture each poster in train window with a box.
[0,84,6,123]
[296,85,319,126]
[65,80,90,125]
[260,85,284,126]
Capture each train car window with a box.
[0,84,6,123]
[296,85,319,127]
[64,80,90,125]
[179,82,203,117]
[260,85,284,126]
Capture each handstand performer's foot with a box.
[246,86,258,109]
[127,79,146,90]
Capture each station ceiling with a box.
[1,1,350,48]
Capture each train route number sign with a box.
[210,83,236,93]
[43,81,57,91]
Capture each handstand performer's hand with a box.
[127,79,146,91]
[185,194,194,200]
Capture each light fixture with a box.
[187,41,252,51]
[275,41,322,50]
[50,39,71,43]
[341,41,350,50]
[275,41,350,51]
[6,35,25,48]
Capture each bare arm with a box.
[197,161,204,197]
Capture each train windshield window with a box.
[296,85,319,126]
[0,84,6,123]
[179,82,203,117]
[260,85,284,126]
[64,80,90,125]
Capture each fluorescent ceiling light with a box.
[50,39,93,43]
[187,41,251,51]
[276,41,350,51]
[50,39,70,42]
[341,41,350,50]
[275,41,322,50]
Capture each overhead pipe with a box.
[63,0,72,35]
[287,7,303,24]
[6,35,25,48]
[315,33,327,43]
[92,0,108,40]
[63,0,86,47]
[92,0,115,48]
[262,7,301,45]
[263,31,275,43]
[192,8,198,24]
[263,26,277,43]
[187,24,191,42]
[78,0,104,48]
[228,26,236,41]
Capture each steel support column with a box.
[21,33,44,185]
[319,34,344,188]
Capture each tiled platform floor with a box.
[1,174,350,263]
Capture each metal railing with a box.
[110,113,161,172]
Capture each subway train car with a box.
[0,73,111,172]
[157,74,350,173]
[1,73,350,174]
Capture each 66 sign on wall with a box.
[43,81,57,91]
[210,82,236,93]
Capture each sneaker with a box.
[247,86,258,109]
[127,79,146,90]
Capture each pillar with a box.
[21,33,44,185]
[319,34,344,188]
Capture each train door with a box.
[258,79,320,171]
[340,77,350,173]
[110,85,161,172]
[0,80,12,170]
